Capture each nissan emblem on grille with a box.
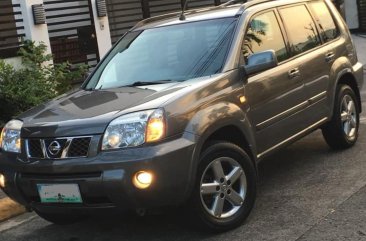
[48,141,62,156]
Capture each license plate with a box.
[37,184,83,203]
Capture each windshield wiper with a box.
[124,80,176,87]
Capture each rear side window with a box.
[242,11,289,63]
[279,5,321,56]
[308,1,339,42]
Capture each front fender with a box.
[186,101,256,165]
[180,101,257,201]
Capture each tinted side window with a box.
[279,5,321,56]
[243,11,289,63]
[309,1,338,42]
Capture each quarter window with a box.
[242,11,289,63]
[309,1,339,42]
[279,5,321,56]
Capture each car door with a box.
[278,3,332,124]
[242,10,309,157]
[306,0,343,116]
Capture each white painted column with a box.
[15,0,53,63]
[90,0,112,59]
[344,0,359,30]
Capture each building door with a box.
[358,0,366,30]
[43,0,99,69]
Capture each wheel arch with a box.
[182,102,258,201]
[336,72,362,113]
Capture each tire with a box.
[35,209,86,225]
[322,85,360,150]
[190,141,257,232]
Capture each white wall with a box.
[14,0,53,65]
[90,0,112,59]
[3,57,22,70]
[344,0,359,29]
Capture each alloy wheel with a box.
[340,94,357,138]
[200,157,247,219]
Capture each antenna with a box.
[179,0,190,21]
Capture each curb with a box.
[0,198,26,223]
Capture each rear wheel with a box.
[322,85,360,149]
[190,142,256,232]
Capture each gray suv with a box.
[0,0,363,232]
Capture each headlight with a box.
[102,109,165,150]
[0,120,23,153]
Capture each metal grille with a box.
[26,137,92,159]
[0,0,25,58]
[359,0,366,31]
[68,137,91,157]
[106,0,145,44]
[27,140,43,159]
[43,0,99,68]
[97,0,108,17]
[32,4,46,25]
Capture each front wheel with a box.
[322,85,360,150]
[190,142,257,232]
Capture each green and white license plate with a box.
[37,184,83,203]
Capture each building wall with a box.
[345,0,359,29]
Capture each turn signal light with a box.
[146,111,165,143]
[0,174,5,188]
[133,171,153,189]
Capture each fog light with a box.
[0,174,5,188]
[133,171,153,189]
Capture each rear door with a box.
[307,0,342,115]
[243,10,309,156]
[278,4,331,123]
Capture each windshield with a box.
[86,18,237,90]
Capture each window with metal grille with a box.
[0,0,25,58]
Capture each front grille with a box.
[26,136,92,159]
[27,140,43,158]
[68,137,91,157]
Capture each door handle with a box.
[288,68,300,79]
[325,52,335,62]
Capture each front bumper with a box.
[0,133,196,213]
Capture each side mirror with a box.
[244,50,278,75]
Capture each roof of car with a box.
[132,0,310,31]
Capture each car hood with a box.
[19,82,190,138]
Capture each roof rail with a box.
[132,0,276,31]
[220,0,247,6]
[221,0,277,9]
